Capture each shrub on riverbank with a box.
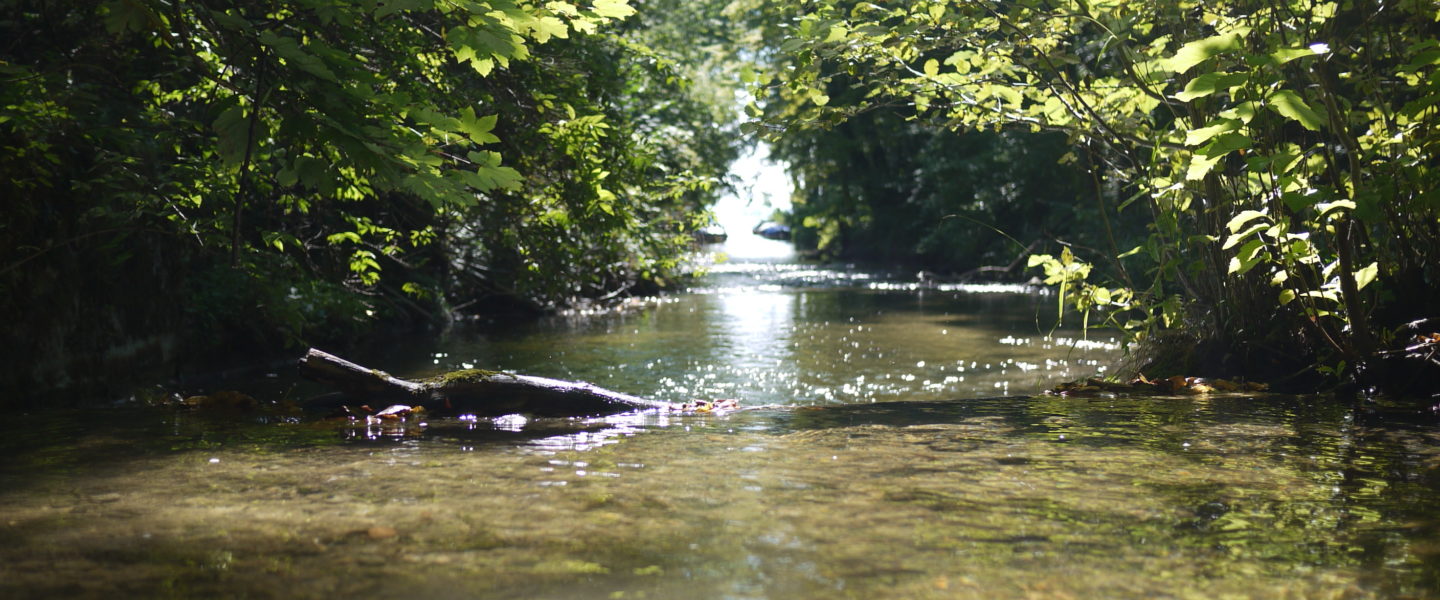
[0,1,739,399]
[744,0,1440,394]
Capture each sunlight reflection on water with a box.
[417,249,1119,406]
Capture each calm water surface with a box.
[3,238,1439,599]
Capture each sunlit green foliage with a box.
[0,0,740,390]
[748,0,1440,382]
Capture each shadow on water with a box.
[0,405,637,490]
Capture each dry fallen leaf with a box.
[180,390,259,409]
[367,526,398,540]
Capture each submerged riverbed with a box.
[3,240,1439,599]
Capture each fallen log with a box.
[299,348,673,417]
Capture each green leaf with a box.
[375,0,431,19]
[103,0,157,33]
[473,27,524,61]
[1315,199,1356,219]
[1223,222,1268,250]
[1198,132,1252,157]
[460,152,523,191]
[1401,94,1440,118]
[1279,190,1313,213]
[1401,45,1440,72]
[1267,90,1325,131]
[327,231,362,245]
[854,24,890,38]
[1184,119,1240,146]
[1226,209,1270,233]
[1279,288,1297,305]
[466,150,499,167]
[531,16,569,42]
[263,231,290,252]
[993,86,1023,107]
[1228,239,1266,275]
[259,31,339,82]
[1354,262,1379,291]
[591,0,636,19]
[449,24,524,66]
[1250,150,1302,175]
[1186,153,1224,181]
[213,105,250,167]
[1269,47,1321,64]
[458,108,501,144]
[1165,33,1243,74]
[1174,72,1248,102]
[470,57,496,76]
[1220,100,1259,124]
[923,59,939,77]
[350,250,381,274]
[206,9,253,33]
[294,156,329,188]
[1285,239,1315,263]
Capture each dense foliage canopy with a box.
[1,0,740,392]
[746,0,1440,388]
[5,0,1438,394]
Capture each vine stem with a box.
[232,38,266,266]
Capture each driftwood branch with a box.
[954,239,1044,282]
[299,348,671,417]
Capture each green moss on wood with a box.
[427,368,514,385]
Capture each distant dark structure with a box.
[752,221,791,240]
[695,225,728,244]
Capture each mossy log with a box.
[299,348,671,417]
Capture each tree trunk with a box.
[298,348,671,417]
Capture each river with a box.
[2,237,1438,599]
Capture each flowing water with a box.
[4,238,1439,599]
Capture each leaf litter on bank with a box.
[1048,375,1269,397]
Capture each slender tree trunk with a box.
[231,53,265,266]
